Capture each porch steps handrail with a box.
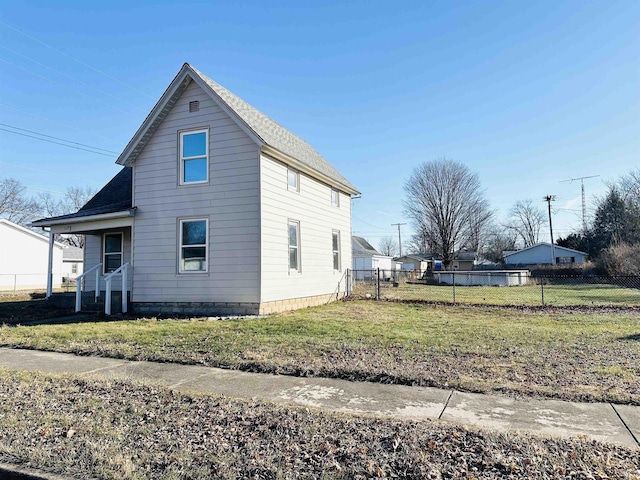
[75,264,102,313]
[104,263,129,315]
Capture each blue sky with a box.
[1,1,638,249]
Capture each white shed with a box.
[504,242,587,265]
[352,236,393,279]
[0,219,64,291]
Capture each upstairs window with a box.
[331,189,339,207]
[289,220,301,273]
[287,168,299,192]
[332,230,341,271]
[103,233,123,274]
[179,219,208,273]
[180,129,208,184]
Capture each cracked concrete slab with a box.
[441,391,637,448]
[612,404,640,447]
[173,370,450,419]
[0,348,128,374]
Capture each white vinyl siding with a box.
[131,81,260,303]
[260,154,352,303]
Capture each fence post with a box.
[452,271,456,303]
[376,268,380,300]
[13,275,17,293]
[541,275,545,306]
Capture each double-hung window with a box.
[288,220,301,273]
[287,168,299,192]
[103,233,123,274]
[331,189,339,207]
[179,219,208,273]
[180,129,208,185]
[332,230,341,271]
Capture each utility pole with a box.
[543,195,556,264]
[391,223,407,257]
[560,175,600,234]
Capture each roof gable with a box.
[352,236,381,255]
[503,242,587,257]
[0,219,64,248]
[117,63,358,194]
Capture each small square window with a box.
[287,169,299,192]
[331,189,339,207]
[180,129,208,185]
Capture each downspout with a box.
[45,228,54,298]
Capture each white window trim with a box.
[179,128,209,186]
[103,232,123,275]
[331,189,340,207]
[288,220,301,274]
[287,168,299,192]
[332,230,341,271]
[178,218,209,274]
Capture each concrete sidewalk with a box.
[1,347,638,449]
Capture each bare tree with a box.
[403,158,493,267]
[482,224,518,263]
[505,199,545,248]
[38,186,97,248]
[0,178,41,226]
[378,236,399,257]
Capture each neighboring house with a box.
[352,236,393,279]
[32,63,359,315]
[503,242,587,266]
[0,219,64,291]
[395,254,442,271]
[61,246,84,280]
[452,251,477,271]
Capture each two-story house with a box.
[32,63,359,315]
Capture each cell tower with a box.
[560,175,600,233]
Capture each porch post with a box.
[46,231,54,298]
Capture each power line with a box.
[0,19,155,99]
[0,127,117,157]
[0,102,121,144]
[0,57,137,115]
[0,45,141,109]
[0,123,119,154]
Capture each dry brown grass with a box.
[0,369,638,479]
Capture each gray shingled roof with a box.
[117,64,357,194]
[62,246,83,262]
[190,65,357,193]
[32,168,132,224]
[352,236,381,255]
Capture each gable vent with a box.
[189,101,200,112]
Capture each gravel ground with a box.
[0,370,638,480]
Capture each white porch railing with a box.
[75,264,102,313]
[104,263,129,315]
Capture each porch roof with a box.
[32,168,132,228]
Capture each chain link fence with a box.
[347,269,640,307]
[0,274,75,293]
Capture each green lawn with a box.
[354,281,640,306]
[1,300,640,405]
